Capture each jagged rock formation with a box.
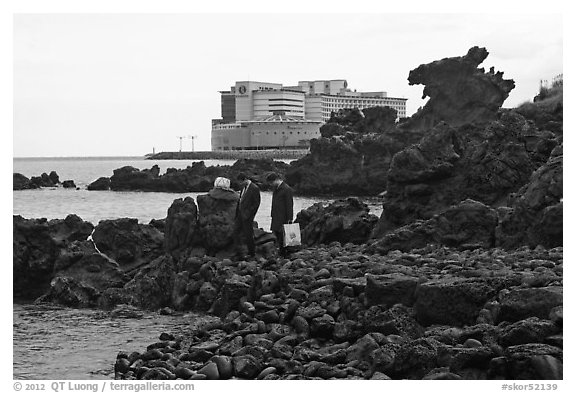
[495,147,563,249]
[287,46,514,197]
[286,131,422,196]
[295,198,379,245]
[37,241,128,307]
[91,218,165,273]
[374,112,538,236]
[13,214,94,299]
[400,46,515,132]
[94,159,288,193]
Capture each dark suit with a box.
[235,181,261,255]
[271,181,294,248]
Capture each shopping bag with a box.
[283,223,301,247]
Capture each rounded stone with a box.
[464,338,483,348]
[198,361,220,380]
[257,366,277,380]
[114,358,131,374]
[212,355,233,379]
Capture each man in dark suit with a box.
[235,172,261,257]
[266,172,294,255]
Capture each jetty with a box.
[146,149,308,160]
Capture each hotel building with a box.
[211,79,407,150]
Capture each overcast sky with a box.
[13,12,563,157]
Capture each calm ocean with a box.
[13,156,383,379]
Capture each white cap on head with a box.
[214,177,231,189]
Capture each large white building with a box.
[211,79,407,150]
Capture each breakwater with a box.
[147,150,308,161]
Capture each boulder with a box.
[120,255,177,310]
[295,198,379,246]
[38,240,127,307]
[48,171,60,184]
[91,218,164,273]
[87,177,111,190]
[13,173,38,190]
[365,273,419,307]
[62,180,76,188]
[53,240,126,290]
[501,344,563,379]
[497,287,563,323]
[361,304,424,339]
[13,215,94,299]
[35,276,100,307]
[369,199,498,254]
[414,278,502,326]
[196,188,239,254]
[497,317,559,347]
[390,337,446,379]
[30,172,58,187]
[164,197,199,256]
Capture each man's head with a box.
[237,172,249,188]
[266,172,282,188]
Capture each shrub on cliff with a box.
[515,77,562,135]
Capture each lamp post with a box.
[187,135,197,152]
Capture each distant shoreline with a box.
[146,150,308,160]
[13,155,145,161]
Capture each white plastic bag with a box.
[283,223,301,247]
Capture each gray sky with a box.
[13,13,563,157]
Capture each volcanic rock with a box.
[414,277,503,326]
[91,218,164,272]
[196,188,239,254]
[13,214,94,299]
[375,112,536,236]
[87,177,111,190]
[369,199,498,254]
[496,153,563,249]
[13,173,38,190]
[401,46,515,132]
[296,198,379,246]
[164,197,199,256]
[497,287,563,323]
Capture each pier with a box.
[146,149,308,160]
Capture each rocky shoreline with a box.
[13,193,563,380]
[13,46,563,380]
